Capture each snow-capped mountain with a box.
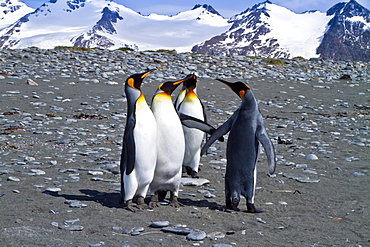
[191,0,332,59]
[317,0,370,61]
[0,0,231,51]
[192,0,370,61]
[0,0,34,30]
[1,0,369,61]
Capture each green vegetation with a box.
[54,46,94,51]
[116,47,135,52]
[261,58,286,66]
[245,56,261,59]
[144,49,177,54]
[292,56,306,61]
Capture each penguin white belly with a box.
[178,98,204,172]
[151,97,185,195]
[124,97,157,201]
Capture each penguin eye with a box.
[127,78,135,89]
[239,90,245,98]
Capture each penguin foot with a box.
[226,197,240,211]
[246,203,264,213]
[125,200,140,212]
[169,195,184,208]
[190,170,199,178]
[184,166,199,178]
[136,196,148,210]
[184,166,192,176]
[148,195,160,209]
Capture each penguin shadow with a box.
[46,189,229,212]
[177,198,228,212]
[45,189,122,209]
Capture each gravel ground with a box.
[0,49,369,247]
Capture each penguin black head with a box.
[216,78,251,99]
[157,78,186,95]
[184,74,197,89]
[126,69,155,90]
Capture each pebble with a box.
[150,221,170,228]
[65,200,88,208]
[352,172,365,176]
[88,170,104,175]
[0,48,368,246]
[296,178,320,183]
[30,169,46,175]
[161,227,192,235]
[186,230,207,241]
[7,176,20,182]
[58,225,84,231]
[45,187,62,193]
[305,154,319,160]
[256,218,267,224]
[207,232,225,240]
[180,178,210,186]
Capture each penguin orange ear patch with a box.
[127,78,135,89]
[239,90,245,98]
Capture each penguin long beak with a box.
[140,69,156,79]
[216,78,250,99]
[158,78,186,95]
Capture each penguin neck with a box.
[185,88,198,99]
[240,90,258,110]
[152,91,172,103]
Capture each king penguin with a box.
[149,77,187,208]
[120,70,157,212]
[201,79,276,213]
[176,74,206,178]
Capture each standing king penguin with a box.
[201,79,276,213]
[149,77,187,208]
[176,74,206,178]
[120,70,157,212]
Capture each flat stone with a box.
[7,176,20,182]
[150,221,170,228]
[186,230,207,241]
[45,187,61,193]
[30,169,46,175]
[0,168,15,174]
[88,170,104,175]
[283,173,310,180]
[65,200,88,208]
[180,178,210,186]
[207,232,225,240]
[305,154,318,160]
[296,178,320,183]
[161,227,192,235]
[59,225,84,231]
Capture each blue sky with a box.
[24,0,370,18]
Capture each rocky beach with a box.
[0,48,369,246]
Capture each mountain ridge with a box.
[0,0,370,61]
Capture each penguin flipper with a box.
[179,113,215,134]
[256,122,276,175]
[122,115,136,176]
[200,113,236,156]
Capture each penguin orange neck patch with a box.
[186,89,198,99]
[155,92,171,99]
